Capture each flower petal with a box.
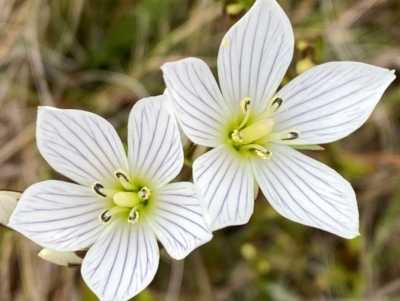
[38,248,83,267]
[193,144,254,231]
[9,180,108,251]
[218,0,294,115]
[82,220,159,301]
[128,95,183,188]
[162,58,231,147]
[273,62,396,144]
[37,107,129,187]
[251,144,359,238]
[0,190,20,226]
[146,182,212,260]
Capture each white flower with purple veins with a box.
[162,0,395,237]
[9,96,212,301]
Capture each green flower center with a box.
[92,169,152,225]
[228,97,300,159]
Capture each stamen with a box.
[231,129,243,143]
[99,207,130,224]
[91,182,119,198]
[138,187,151,200]
[92,182,106,198]
[257,96,284,120]
[238,98,252,129]
[242,144,273,160]
[268,130,300,142]
[282,131,300,141]
[269,97,283,111]
[240,98,251,113]
[114,169,135,190]
[128,209,140,224]
[255,149,273,160]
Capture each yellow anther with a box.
[231,129,243,143]
[255,149,273,160]
[138,187,151,200]
[113,192,141,208]
[221,39,229,48]
[240,98,251,113]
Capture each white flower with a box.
[9,96,212,301]
[161,0,395,237]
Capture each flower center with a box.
[91,169,152,225]
[229,97,300,159]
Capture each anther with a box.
[92,182,107,198]
[231,129,243,143]
[99,210,111,223]
[99,206,130,224]
[255,149,273,160]
[114,169,135,190]
[128,209,140,224]
[138,187,151,200]
[240,98,251,113]
[271,97,283,110]
[282,131,300,141]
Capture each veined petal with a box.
[38,248,83,267]
[0,190,20,226]
[146,182,212,260]
[162,58,231,147]
[273,62,396,144]
[82,220,159,301]
[193,144,254,231]
[128,96,183,188]
[9,181,108,251]
[218,0,294,115]
[251,144,359,238]
[37,107,129,187]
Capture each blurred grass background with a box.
[0,0,400,300]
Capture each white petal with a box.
[251,144,359,238]
[193,144,254,231]
[0,190,20,226]
[162,58,231,147]
[37,107,129,187]
[273,62,396,144]
[146,182,212,260]
[217,0,294,115]
[128,95,183,188]
[9,180,108,251]
[82,221,159,301]
[38,248,83,267]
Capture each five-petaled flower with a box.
[162,0,395,236]
[9,96,212,301]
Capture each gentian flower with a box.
[9,96,212,301]
[161,0,395,236]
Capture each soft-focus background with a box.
[0,0,400,300]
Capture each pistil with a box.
[113,192,141,207]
